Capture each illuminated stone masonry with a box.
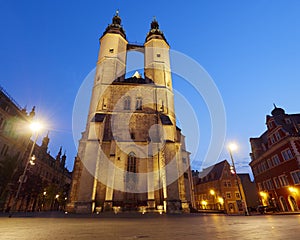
[67,12,194,214]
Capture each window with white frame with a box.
[273,177,280,188]
[291,170,300,184]
[261,161,268,171]
[235,192,240,199]
[267,158,273,168]
[266,179,274,190]
[275,132,281,141]
[270,135,276,144]
[278,175,289,187]
[272,155,281,166]
[282,149,293,161]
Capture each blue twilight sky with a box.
[1,1,300,176]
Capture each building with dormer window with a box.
[250,105,300,212]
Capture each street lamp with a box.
[9,121,42,216]
[210,189,216,210]
[228,142,249,216]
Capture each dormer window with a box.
[275,132,281,141]
[285,118,292,124]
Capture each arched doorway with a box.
[288,196,298,211]
[279,196,289,211]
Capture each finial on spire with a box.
[151,17,159,30]
[273,103,277,108]
[116,9,119,16]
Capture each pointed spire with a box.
[29,106,35,119]
[41,132,50,150]
[55,146,62,162]
[61,150,67,168]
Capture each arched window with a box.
[136,97,142,110]
[124,96,131,110]
[127,152,136,173]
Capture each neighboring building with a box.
[238,174,260,211]
[0,85,34,210]
[4,135,72,212]
[0,85,72,212]
[250,105,300,212]
[193,160,247,214]
[67,13,194,213]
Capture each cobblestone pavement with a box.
[1,213,300,240]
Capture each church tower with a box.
[67,13,194,213]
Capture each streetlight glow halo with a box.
[29,122,42,132]
[228,142,238,152]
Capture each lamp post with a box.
[210,189,216,210]
[228,143,249,216]
[9,122,42,217]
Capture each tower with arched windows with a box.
[67,12,194,213]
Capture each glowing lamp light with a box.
[288,187,298,194]
[201,200,207,206]
[259,191,267,198]
[210,189,215,195]
[30,122,42,132]
[228,142,238,152]
[218,197,224,204]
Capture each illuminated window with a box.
[226,192,231,199]
[291,171,300,184]
[278,175,289,187]
[235,192,240,199]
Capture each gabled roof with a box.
[196,160,229,184]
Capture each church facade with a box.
[67,13,194,213]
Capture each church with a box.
[67,12,194,213]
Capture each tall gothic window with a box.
[127,152,137,173]
[136,97,142,110]
[124,96,131,110]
